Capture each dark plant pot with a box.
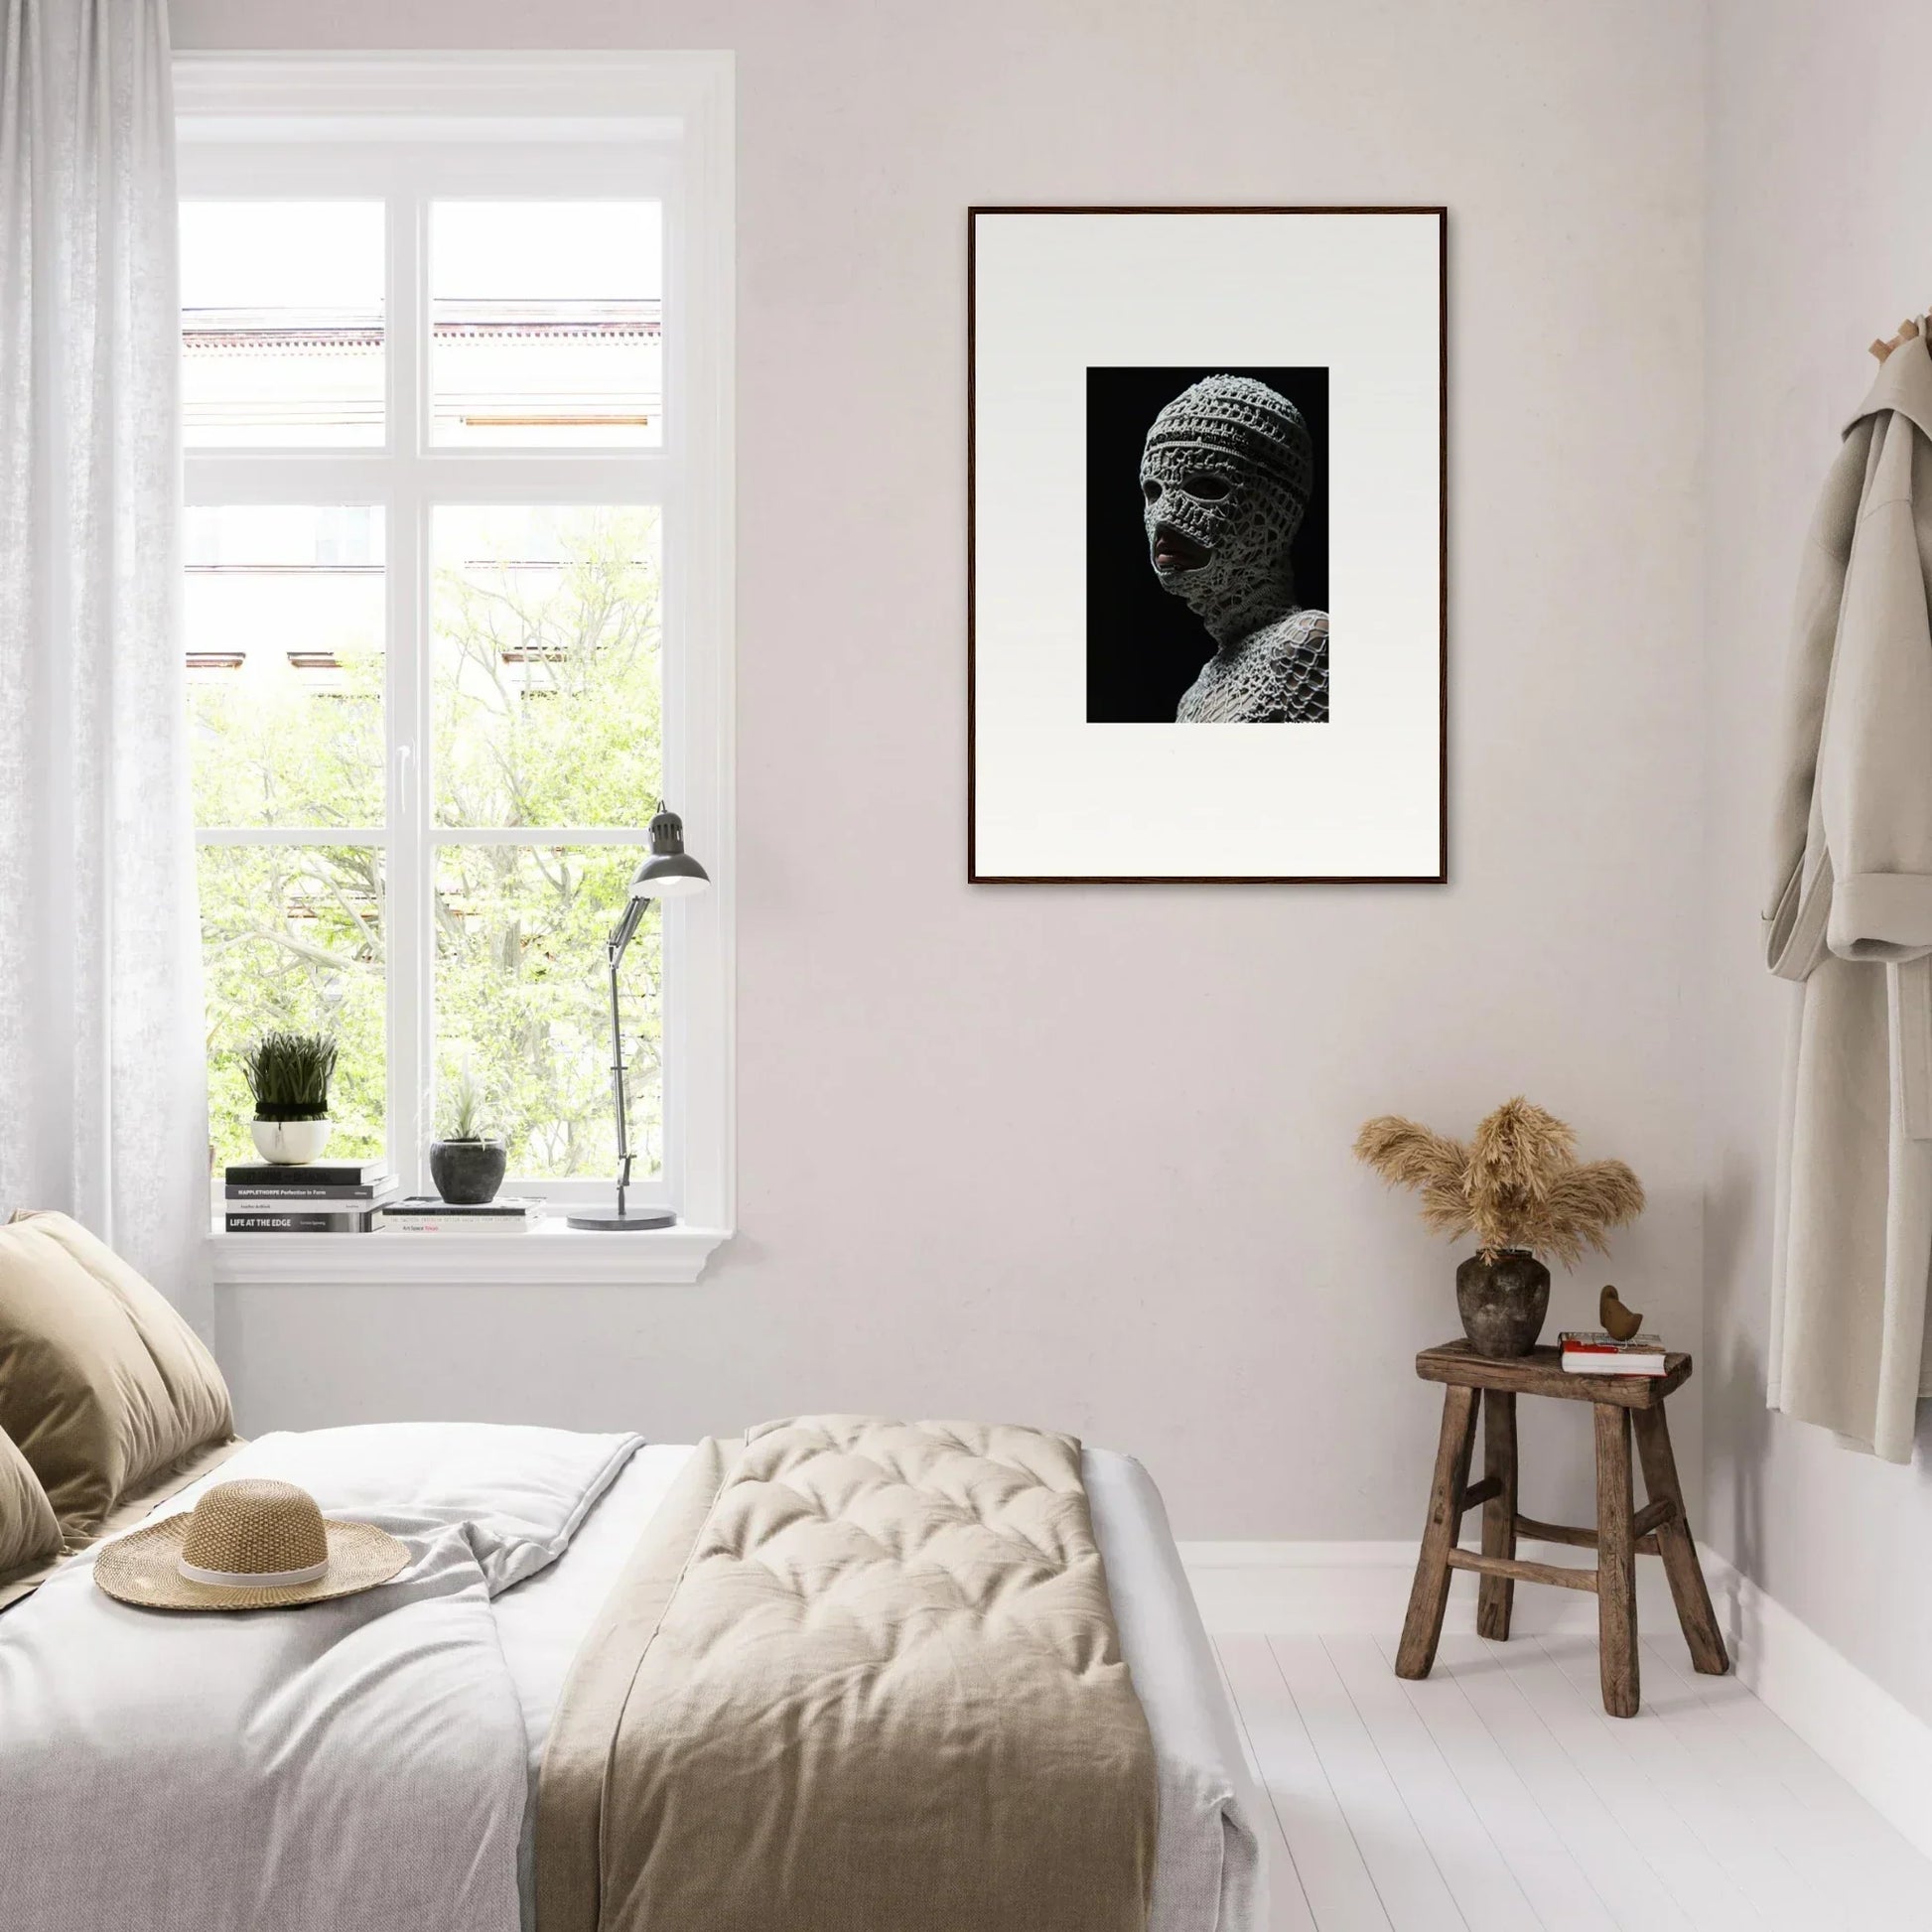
[429,1139,507,1206]
[1455,1249,1551,1358]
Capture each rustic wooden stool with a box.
[1395,1339,1728,1718]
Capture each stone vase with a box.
[428,1138,507,1206]
[1454,1248,1551,1358]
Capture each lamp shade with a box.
[629,803,710,900]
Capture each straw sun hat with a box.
[94,1478,410,1611]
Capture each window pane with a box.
[199,845,387,1168]
[434,845,658,1178]
[181,202,384,447]
[430,202,662,447]
[432,506,661,828]
[187,507,385,829]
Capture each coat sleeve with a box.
[1764,429,1866,979]
[1819,418,1932,963]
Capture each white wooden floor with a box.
[1215,1629,1932,1931]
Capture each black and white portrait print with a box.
[1085,366,1329,724]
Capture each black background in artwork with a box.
[1085,365,1329,724]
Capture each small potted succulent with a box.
[243,1031,339,1166]
[429,1071,507,1206]
[1353,1097,1646,1357]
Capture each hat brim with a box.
[93,1513,411,1612]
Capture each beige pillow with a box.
[0,1211,234,1536]
[0,1422,62,1583]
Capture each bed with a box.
[0,1420,1265,1932]
[0,1202,1262,1932]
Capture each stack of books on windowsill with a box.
[223,1160,398,1233]
[377,1196,546,1235]
[1559,1330,1669,1376]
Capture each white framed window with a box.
[177,56,735,1283]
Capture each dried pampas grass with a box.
[1353,1096,1644,1265]
[1351,1116,1471,1238]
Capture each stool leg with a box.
[1476,1389,1518,1640]
[1397,1384,1478,1680]
[1632,1404,1730,1676]
[1593,1401,1640,1718]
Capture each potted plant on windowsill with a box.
[243,1031,340,1166]
[1353,1097,1645,1358]
[429,1072,507,1206]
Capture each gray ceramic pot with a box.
[428,1138,507,1206]
[1454,1248,1551,1357]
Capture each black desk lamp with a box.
[567,803,709,1231]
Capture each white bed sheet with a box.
[491,1443,1265,1932]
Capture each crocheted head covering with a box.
[1140,375,1312,633]
[1142,374,1312,513]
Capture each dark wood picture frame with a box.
[967,206,1449,886]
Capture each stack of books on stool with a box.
[223,1160,397,1233]
[1559,1329,1668,1377]
[377,1196,545,1235]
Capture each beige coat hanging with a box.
[1765,330,1932,1461]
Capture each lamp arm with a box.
[606,936,632,1216]
[608,893,648,963]
[604,892,655,1218]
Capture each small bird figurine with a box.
[1599,1285,1643,1341]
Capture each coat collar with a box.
[1847,329,1932,445]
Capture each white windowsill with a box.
[208,1220,731,1286]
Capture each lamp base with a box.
[566,1207,677,1231]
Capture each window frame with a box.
[177,55,735,1283]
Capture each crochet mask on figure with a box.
[1139,373,1330,723]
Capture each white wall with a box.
[1703,0,1932,1729]
[176,0,1709,1541]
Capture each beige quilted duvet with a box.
[535,1416,1158,1932]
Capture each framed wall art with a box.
[968,207,1447,884]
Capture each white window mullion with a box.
[403,455,677,506]
[197,827,391,847]
[431,826,648,846]
[183,456,396,507]
[185,455,678,508]
[384,174,427,1195]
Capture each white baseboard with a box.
[1698,1546,1932,1863]
[1181,1538,1932,1865]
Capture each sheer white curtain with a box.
[0,0,208,1327]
